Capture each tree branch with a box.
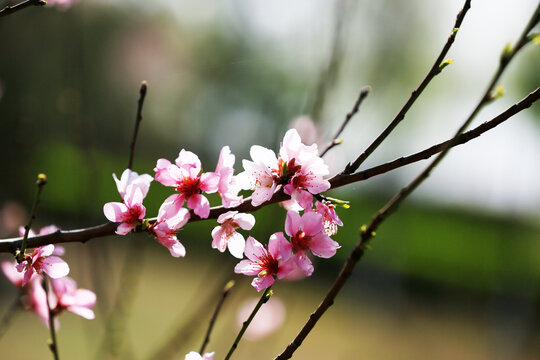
[0,0,46,18]
[319,86,370,157]
[0,89,538,254]
[342,0,471,175]
[128,81,147,170]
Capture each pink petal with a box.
[164,207,190,229]
[1,261,25,287]
[301,211,325,236]
[154,159,178,187]
[38,244,55,257]
[39,225,60,236]
[234,259,261,276]
[277,257,297,279]
[268,232,286,259]
[68,306,95,320]
[124,184,144,208]
[251,275,275,292]
[250,145,278,168]
[103,202,128,222]
[309,233,340,258]
[72,289,97,307]
[158,194,186,220]
[227,232,246,259]
[41,256,70,279]
[244,236,266,262]
[251,184,276,207]
[200,172,219,193]
[217,211,237,224]
[187,194,210,219]
[211,226,227,252]
[285,211,301,237]
[176,149,201,174]
[234,213,255,230]
[294,251,314,276]
[116,222,135,235]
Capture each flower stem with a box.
[17,173,47,261]
[199,280,235,354]
[224,286,273,360]
[43,275,60,360]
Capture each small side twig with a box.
[43,275,60,360]
[342,0,471,174]
[319,86,370,157]
[224,286,273,360]
[17,173,47,262]
[0,0,46,18]
[199,280,235,354]
[128,81,148,170]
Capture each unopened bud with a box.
[36,173,47,186]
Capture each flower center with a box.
[176,176,201,197]
[291,231,311,251]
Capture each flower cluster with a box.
[102,128,344,291]
[2,226,96,327]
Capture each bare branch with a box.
[319,86,370,157]
[275,86,540,360]
[342,0,471,175]
[0,0,46,18]
[128,81,148,170]
[199,280,235,354]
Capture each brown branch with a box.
[342,0,471,175]
[128,81,148,170]
[0,89,537,254]
[275,3,540,352]
[319,86,370,157]
[199,280,235,354]
[275,87,540,360]
[0,0,46,18]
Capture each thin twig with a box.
[0,87,538,253]
[43,276,60,360]
[342,0,471,175]
[128,81,148,170]
[224,286,273,360]
[0,0,46,18]
[319,86,370,157]
[199,280,235,354]
[17,173,47,262]
[275,4,540,354]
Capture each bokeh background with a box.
[0,0,539,359]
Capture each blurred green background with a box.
[0,0,539,359]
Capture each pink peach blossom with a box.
[148,205,190,257]
[16,244,70,287]
[234,234,295,292]
[211,211,255,258]
[312,201,343,236]
[215,146,243,208]
[154,149,219,219]
[23,278,50,327]
[282,211,340,276]
[113,168,153,200]
[237,145,279,207]
[17,225,65,255]
[236,296,286,341]
[50,276,96,320]
[238,129,330,208]
[2,260,28,287]
[184,351,215,360]
[103,183,147,235]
